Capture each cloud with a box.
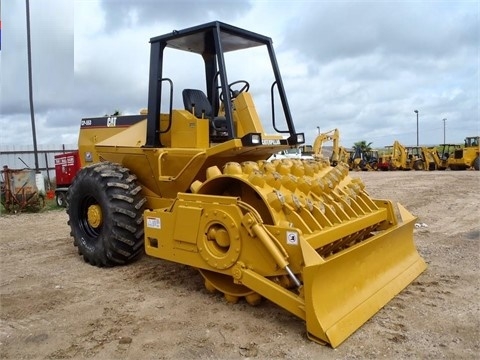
[278,2,479,146]
[0,0,478,151]
[98,0,253,33]
[0,0,74,146]
[284,2,478,64]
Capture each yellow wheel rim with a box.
[87,204,103,228]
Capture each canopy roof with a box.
[150,21,270,54]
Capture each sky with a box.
[0,0,478,150]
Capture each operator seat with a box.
[182,89,228,141]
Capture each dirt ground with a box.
[1,170,479,359]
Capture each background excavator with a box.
[66,22,426,348]
[312,128,349,166]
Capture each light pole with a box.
[317,126,320,135]
[443,118,447,144]
[414,110,419,146]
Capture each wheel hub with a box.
[87,204,103,228]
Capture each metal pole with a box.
[414,110,419,146]
[26,0,39,173]
[44,152,51,188]
[443,118,447,144]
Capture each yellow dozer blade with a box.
[145,160,426,348]
[301,204,426,347]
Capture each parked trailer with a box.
[54,151,80,207]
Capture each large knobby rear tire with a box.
[66,162,146,267]
[474,157,480,171]
[413,160,425,171]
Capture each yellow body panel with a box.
[170,111,210,148]
[233,93,266,136]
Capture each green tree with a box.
[353,140,373,152]
[352,140,375,163]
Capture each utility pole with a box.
[26,0,39,172]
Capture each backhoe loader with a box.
[388,141,425,170]
[408,146,452,171]
[428,148,447,170]
[349,148,379,171]
[66,22,425,348]
[312,128,349,166]
[406,146,437,171]
[421,147,440,171]
[434,143,460,170]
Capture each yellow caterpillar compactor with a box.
[67,22,426,348]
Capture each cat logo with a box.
[107,116,117,127]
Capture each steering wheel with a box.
[219,80,250,102]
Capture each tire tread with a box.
[67,162,146,267]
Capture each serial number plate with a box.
[146,217,161,229]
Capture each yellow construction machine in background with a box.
[312,128,349,166]
[413,146,452,171]
[406,146,438,171]
[390,141,422,170]
[380,141,425,171]
[348,148,379,171]
[362,137,479,171]
[418,138,479,171]
[66,22,426,348]
[448,136,480,170]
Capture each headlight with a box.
[241,133,262,146]
[287,133,305,145]
[296,133,305,144]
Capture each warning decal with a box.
[286,231,298,246]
